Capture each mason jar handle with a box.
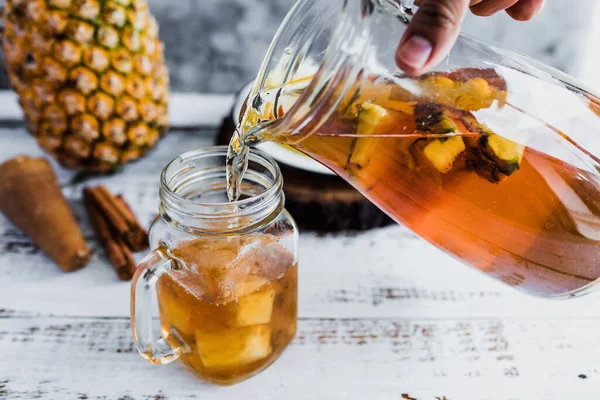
[130,247,183,365]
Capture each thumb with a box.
[396,0,470,76]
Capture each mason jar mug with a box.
[131,146,299,385]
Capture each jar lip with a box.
[159,146,283,226]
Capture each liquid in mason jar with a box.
[230,68,600,297]
[157,235,297,385]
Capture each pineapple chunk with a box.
[485,134,525,175]
[234,276,275,327]
[415,104,460,134]
[409,104,472,173]
[196,325,272,368]
[465,133,525,184]
[455,78,493,110]
[357,103,391,135]
[342,80,394,119]
[352,103,416,167]
[416,70,508,111]
[352,103,390,167]
[357,103,416,135]
[422,136,466,173]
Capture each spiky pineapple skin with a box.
[2,0,169,172]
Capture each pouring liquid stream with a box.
[228,70,600,297]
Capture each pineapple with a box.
[2,0,169,172]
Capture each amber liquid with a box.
[157,235,297,385]
[231,70,600,297]
[292,122,600,297]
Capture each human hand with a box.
[396,0,546,75]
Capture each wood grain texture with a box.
[0,317,598,400]
[1,122,600,399]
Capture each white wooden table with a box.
[1,92,600,400]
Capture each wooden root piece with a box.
[0,156,90,272]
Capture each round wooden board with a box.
[217,116,393,232]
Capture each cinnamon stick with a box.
[115,194,149,252]
[0,156,90,272]
[83,189,136,280]
[85,185,149,251]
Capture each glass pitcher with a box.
[131,147,299,385]
[230,0,600,298]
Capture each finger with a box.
[506,0,545,21]
[470,0,519,16]
[396,0,471,76]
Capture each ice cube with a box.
[195,325,272,368]
[225,237,295,284]
[216,240,265,300]
[234,276,275,326]
[252,241,295,281]
[170,236,294,305]
[170,238,251,304]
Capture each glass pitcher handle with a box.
[130,247,182,365]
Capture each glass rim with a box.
[159,146,284,229]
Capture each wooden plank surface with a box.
[1,121,600,399]
[0,316,598,400]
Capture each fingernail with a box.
[397,35,433,70]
